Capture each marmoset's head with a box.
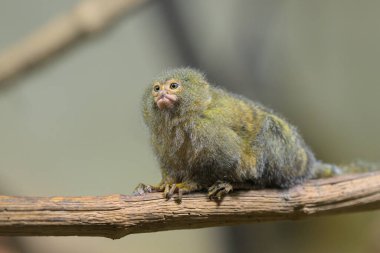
[143,68,211,114]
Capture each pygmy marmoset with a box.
[134,68,377,201]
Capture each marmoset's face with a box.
[151,79,182,110]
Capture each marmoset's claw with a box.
[163,184,170,198]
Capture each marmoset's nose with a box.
[159,90,167,97]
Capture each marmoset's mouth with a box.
[156,94,177,109]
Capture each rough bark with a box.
[0,172,379,239]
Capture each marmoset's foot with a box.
[208,181,233,200]
[132,183,161,195]
[162,182,199,202]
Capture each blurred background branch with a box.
[0,172,379,239]
[0,0,153,84]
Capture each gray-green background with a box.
[0,1,379,252]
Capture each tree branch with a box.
[0,0,154,84]
[0,172,379,239]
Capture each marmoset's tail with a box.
[312,161,379,179]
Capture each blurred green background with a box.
[0,0,379,253]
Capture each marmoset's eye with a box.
[153,85,160,92]
[170,83,179,90]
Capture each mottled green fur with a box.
[136,68,378,199]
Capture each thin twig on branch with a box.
[0,172,379,239]
[0,0,153,84]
